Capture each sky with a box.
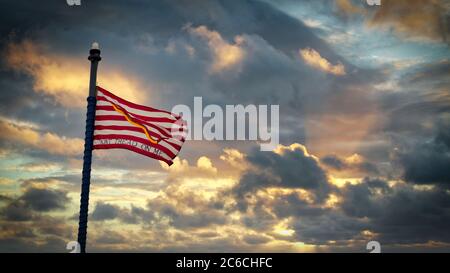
[0,0,449,252]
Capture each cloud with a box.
[402,60,450,86]
[243,234,271,245]
[187,25,245,73]
[339,178,450,244]
[395,122,450,186]
[90,202,148,224]
[4,40,146,108]
[258,176,450,246]
[1,187,70,222]
[321,155,347,170]
[336,0,365,15]
[220,148,247,171]
[299,48,346,76]
[90,186,228,230]
[196,156,218,174]
[232,143,332,205]
[1,201,34,221]
[21,187,70,212]
[160,156,219,178]
[368,0,450,43]
[91,202,121,221]
[321,154,379,176]
[334,0,450,43]
[0,118,83,156]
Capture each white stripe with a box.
[161,138,184,148]
[95,120,135,127]
[94,120,186,146]
[94,115,176,138]
[94,119,166,139]
[95,110,186,130]
[94,129,180,155]
[93,139,172,162]
[164,136,184,147]
[97,91,176,120]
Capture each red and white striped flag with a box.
[93,86,187,166]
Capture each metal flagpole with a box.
[77,42,101,253]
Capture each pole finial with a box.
[91,42,99,50]
[88,42,101,63]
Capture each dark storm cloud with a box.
[251,177,450,246]
[241,199,278,231]
[321,155,346,170]
[320,155,379,175]
[272,192,326,218]
[374,59,450,186]
[0,194,13,203]
[90,202,149,224]
[91,197,227,229]
[380,59,450,137]
[1,187,70,221]
[340,178,389,219]
[237,148,327,192]
[20,187,70,211]
[232,145,332,207]
[91,202,121,221]
[395,121,450,186]
[340,178,450,244]
[1,200,34,221]
[372,187,450,244]
[146,196,227,228]
[291,210,369,245]
[0,235,67,253]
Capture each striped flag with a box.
[93,86,187,166]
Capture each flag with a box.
[93,86,187,166]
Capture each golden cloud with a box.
[187,25,245,73]
[336,0,365,15]
[299,48,346,76]
[196,156,218,174]
[4,40,146,108]
[160,156,218,177]
[273,144,320,165]
[337,0,450,43]
[0,118,83,156]
[369,0,450,43]
[220,148,246,170]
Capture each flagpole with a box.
[77,42,101,253]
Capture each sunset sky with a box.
[0,0,449,252]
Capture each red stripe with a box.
[94,125,182,150]
[96,96,175,119]
[159,139,182,151]
[95,105,178,123]
[93,134,178,158]
[95,125,145,133]
[94,115,172,138]
[94,143,173,166]
[96,86,175,115]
